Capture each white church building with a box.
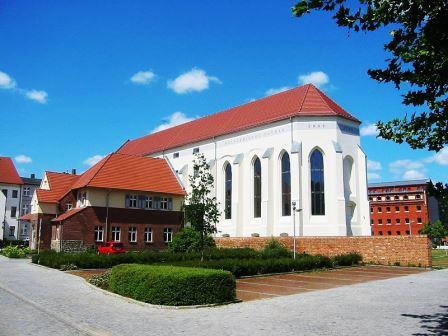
[118,84,371,237]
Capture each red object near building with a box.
[98,242,126,255]
[368,180,440,236]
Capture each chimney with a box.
[30,173,35,179]
[72,168,77,175]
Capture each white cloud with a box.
[298,71,329,88]
[14,155,32,164]
[83,155,105,167]
[389,159,424,172]
[360,123,379,136]
[367,160,382,171]
[0,71,16,89]
[403,169,426,180]
[265,86,291,96]
[425,147,448,166]
[167,68,221,94]
[130,70,156,85]
[25,90,48,104]
[367,172,381,180]
[152,111,195,133]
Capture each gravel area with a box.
[0,256,447,336]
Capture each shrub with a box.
[261,239,292,259]
[109,264,236,306]
[2,245,28,258]
[331,252,362,267]
[60,263,78,271]
[168,227,215,253]
[89,270,111,289]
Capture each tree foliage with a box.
[428,180,448,226]
[419,220,448,246]
[292,0,448,151]
[185,154,220,259]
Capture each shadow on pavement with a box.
[402,305,448,336]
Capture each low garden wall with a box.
[215,235,432,267]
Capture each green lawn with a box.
[432,249,448,268]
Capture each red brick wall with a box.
[215,236,432,267]
[58,206,183,250]
[30,213,55,250]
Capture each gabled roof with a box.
[368,179,430,188]
[0,157,23,185]
[118,84,360,156]
[52,207,86,222]
[36,172,79,204]
[69,153,185,196]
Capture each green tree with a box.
[428,180,448,225]
[169,227,215,253]
[185,153,220,260]
[292,1,448,152]
[420,220,448,247]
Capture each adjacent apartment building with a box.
[0,157,23,241]
[22,153,185,251]
[19,174,42,241]
[369,180,440,236]
[118,84,371,237]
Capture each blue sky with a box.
[0,1,446,183]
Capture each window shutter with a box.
[168,198,173,210]
[125,195,130,208]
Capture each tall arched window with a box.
[224,162,232,219]
[310,149,325,215]
[253,157,261,218]
[281,152,291,216]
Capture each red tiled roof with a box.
[36,172,79,204]
[19,213,34,221]
[118,84,360,156]
[52,207,86,222]
[70,153,185,196]
[0,157,23,185]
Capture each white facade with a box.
[0,183,22,240]
[148,116,371,237]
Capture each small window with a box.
[387,218,391,224]
[112,227,121,242]
[370,207,373,213]
[12,190,18,198]
[144,227,153,243]
[129,195,138,208]
[173,152,179,159]
[376,196,381,201]
[20,224,28,236]
[395,218,400,224]
[395,206,400,213]
[192,147,200,154]
[9,226,15,236]
[416,194,421,199]
[386,207,391,213]
[394,195,399,200]
[66,203,73,211]
[379,231,383,236]
[378,207,382,213]
[1,189,7,198]
[416,205,421,212]
[368,196,373,201]
[23,187,31,196]
[405,218,410,224]
[403,195,408,200]
[128,227,137,243]
[10,206,17,218]
[386,196,390,200]
[406,230,410,235]
[404,206,409,212]
[164,228,173,243]
[144,196,153,209]
[94,226,104,242]
[370,219,374,225]
[417,218,422,224]
[160,197,169,210]
[396,231,401,235]
[378,219,383,225]
[78,192,87,206]
[387,231,392,236]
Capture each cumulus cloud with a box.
[152,111,195,133]
[298,71,329,88]
[83,155,105,167]
[167,68,221,94]
[0,71,16,89]
[367,172,381,180]
[25,90,48,104]
[265,86,291,96]
[367,160,382,171]
[130,70,156,85]
[403,169,426,180]
[425,147,448,166]
[360,123,379,137]
[14,155,32,164]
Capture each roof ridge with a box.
[79,153,114,188]
[297,83,312,113]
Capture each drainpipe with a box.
[105,190,111,243]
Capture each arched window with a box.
[310,149,325,215]
[281,152,291,216]
[253,157,261,218]
[224,162,232,219]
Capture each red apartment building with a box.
[368,180,440,236]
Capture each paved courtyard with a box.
[0,256,447,336]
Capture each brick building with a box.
[368,180,440,236]
[21,153,185,251]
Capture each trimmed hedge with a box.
[2,246,30,258]
[109,264,236,306]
